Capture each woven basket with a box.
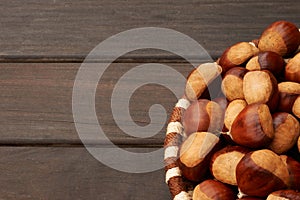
[164,97,194,200]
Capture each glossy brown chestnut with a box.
[298,136,300,153]
[266,190,300,200]
[224,99,247,131]
[285,52,300,83]
[193,179,236,200]
[258,51,285,76]
[258,20,300,57]
[210,145,250,185]
[213,96,229,132]
[185,63,222,101]
[280,155,300,191]
[236,149,290,197]
[268,112,300,154]
[221,67,248,101]
[183,99,224,136]
[288,63,300,80]
[278,82,300,112]
[230,103,274,149]
[243,70,279,112]
[292,95,300,118]
[246,51,285,77]
[212,96,228,113]
[219,42,259,74]
[178,132,220,182]
[238,198,264,200]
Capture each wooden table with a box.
[0,1,299,199]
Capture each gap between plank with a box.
[0,55,219,63]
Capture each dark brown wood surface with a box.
[1,0,300,199]
[0,147,170,200]
[0,0,299,62]
[0,62,193,145]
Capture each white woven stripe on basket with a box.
[175,98,190,110]
[165,167,181,184]
[165,98,193,199]
[174,191,192,200]
[164,146,179,160]
[166,122,183,135]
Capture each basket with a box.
[164,97,194,200]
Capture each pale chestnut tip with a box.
[185,62,222,101]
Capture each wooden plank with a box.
[0,62,197,145]
[0,0,299,61]
[0,146,170,199]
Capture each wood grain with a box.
[0,146,170,200]
[1,2,300,199]
[0,0,299,61]
[0,62,197,145]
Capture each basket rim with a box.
[164,97,194,200]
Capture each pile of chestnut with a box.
[179,20,300,199]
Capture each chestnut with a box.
[285,52,300,83]
[280,155,300,191]
[243,70,279,112]
[257,51,285,77]
[278,82,300,113]
[221,67,248,101]
[246,51,285,77]
[210,145,250,185]
[219,42,259,74]
[178,132,220,182]
[182,99,224,136]
[268,112,299,154]
[298,136,300,153]
[238,198,264,200]
[185,63,222,101]
[230,103,274,149]
[258,20,300,57]
[236,149,290,197]
[212,96,228,112]
[213,96,229,132]
[224,99,247,131]
[292,95,300,118]
[193,179,236,200]
[266,190,300,200]
[245,55,259,71]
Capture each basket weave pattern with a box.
[164,98,194,200]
